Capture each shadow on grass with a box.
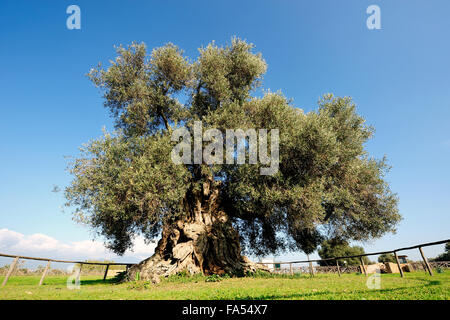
[232,278,442,300]
[80,278,120,286]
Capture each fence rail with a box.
[0,252,134,266]
[0,238,448,287]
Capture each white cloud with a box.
[0,228,156,263]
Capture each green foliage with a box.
[378,253,397,263]
[205,274,222,282]
[163,271,230,283]
[65,132,190,253]
[164,270,203,283]
[318,239,371,266]
[88,42,191,136]
[433,242,450,262]
[245,270,303,279]
[66,38,401,256]
[127,280,152,290]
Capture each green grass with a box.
[0,271,449,300]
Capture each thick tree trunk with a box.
[126,178,267,283]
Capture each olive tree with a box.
[65,39,400,282]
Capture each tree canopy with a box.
[65,39,401,259]
[378,253,397,263]
[317,239,371,266]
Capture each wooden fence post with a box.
[39,260,51,286]
[336,260,341,277]
[1,256,19,287]
[309,261,314,277]
[103,264,110,281]
[419,247,433,276]
[394,252,404,278]
[360,257,367,276]
[75,263,83,284]
[289,263,293,275]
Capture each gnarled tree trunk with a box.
[126,177,266,283]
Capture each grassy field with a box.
[0,271,449,300]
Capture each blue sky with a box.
[0,0,449,264]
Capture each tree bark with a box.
[126,177,267,283]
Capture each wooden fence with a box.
[0,253,134,287]
[257,239,449,278]
[270,261,449,276]
[0,239,448,287]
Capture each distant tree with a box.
[318,239,371,266]
[432,242,450,262]
[378,253,396,263]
